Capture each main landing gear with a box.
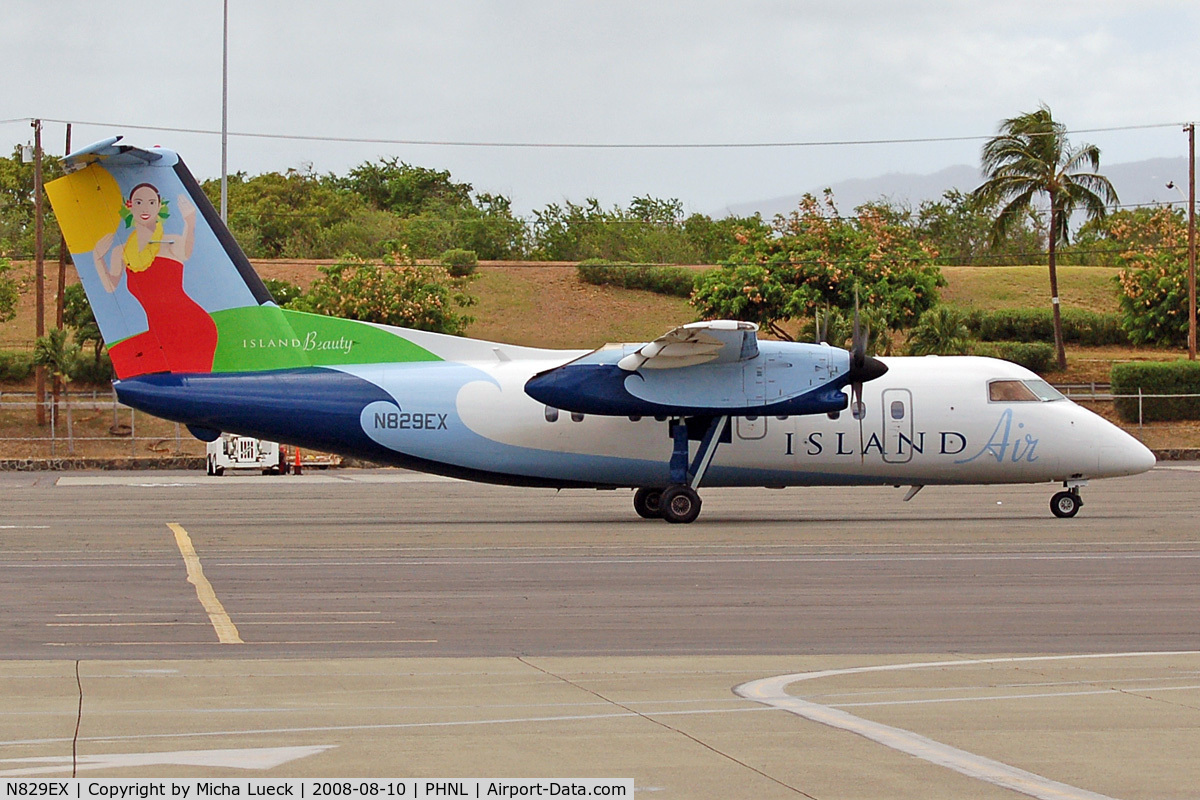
[1050,480,1086,518]
[635,484,703,524]
[633,416,727,524]
[633,487,663,519]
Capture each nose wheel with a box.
[1050,486,1084,518]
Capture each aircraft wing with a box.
[616,320,758,371]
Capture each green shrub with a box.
[965,308,1128,346]
[1111,360,1200,422]
[1068,310,1128,347]
[0,258,18,323]
[0,350,33,382]
[905,305,974,356]
[1112,207,1190,346]
[576,259,697,298]
[971,341,1058,373]
[69,351,114,384]
[290,255,476,335]
[440,248,478,277]
[262,277,304,307]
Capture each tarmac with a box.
[1,467,1198,798]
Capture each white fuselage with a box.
[345,350,1155,489]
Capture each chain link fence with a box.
[0,389,204,467]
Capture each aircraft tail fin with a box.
[46,137,438,379]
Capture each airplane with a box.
[45,137,1156,523]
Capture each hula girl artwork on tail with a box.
[48,136,409,380]
[92,182,219,374]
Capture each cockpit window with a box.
[1023,379,1065,401]
[988,379,1064,402]
[989,380,1038,401]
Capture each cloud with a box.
[3,0,1196,213]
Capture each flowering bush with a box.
[1112,207,1190,347]
[292,252,476,335]
[690,193,944,340]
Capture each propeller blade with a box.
[844,290,885,464]
[853,378,865,463]
[857,402,865,463]
[852,288,861,364]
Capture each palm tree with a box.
[973,106,1118,370]
[33,328,79,454]
[906,305,973,356]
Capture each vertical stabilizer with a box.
[47,137,442,379]
[47,137,278,378]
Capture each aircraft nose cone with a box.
[1099,435,1156,477]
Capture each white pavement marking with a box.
[735,651,1200,800]
[55,611,383,617]
[47,621,396,627]
[340,473,464,484]
[0,745,335,776]
[44,640,437,647]
[827,683,1200,709]
[0,706,776,748]
[55,472,463,486]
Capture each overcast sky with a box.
[3,1,1197,215]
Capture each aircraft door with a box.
[736,415,767,440]
[881,388,914,464]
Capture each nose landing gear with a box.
[1050,480,1087,518]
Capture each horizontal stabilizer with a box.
[62,136,170,170]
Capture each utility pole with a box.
[56,124,70,331]
[52,124,71,421]
[221,0,229,222]
[33,119,45,426]
[1188,122,1196,361]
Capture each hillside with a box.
[1,260,1121,350]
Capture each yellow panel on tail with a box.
[44,163,123,255]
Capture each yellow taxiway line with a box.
[167,522,243,645]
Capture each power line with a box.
[7,116,1188,151]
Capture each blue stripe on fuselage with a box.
[115,367,600,487]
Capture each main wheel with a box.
[1050,491,1081,518]
[633,488,664,519]
[660,485,702,524]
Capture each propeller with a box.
[845,287,888,461]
